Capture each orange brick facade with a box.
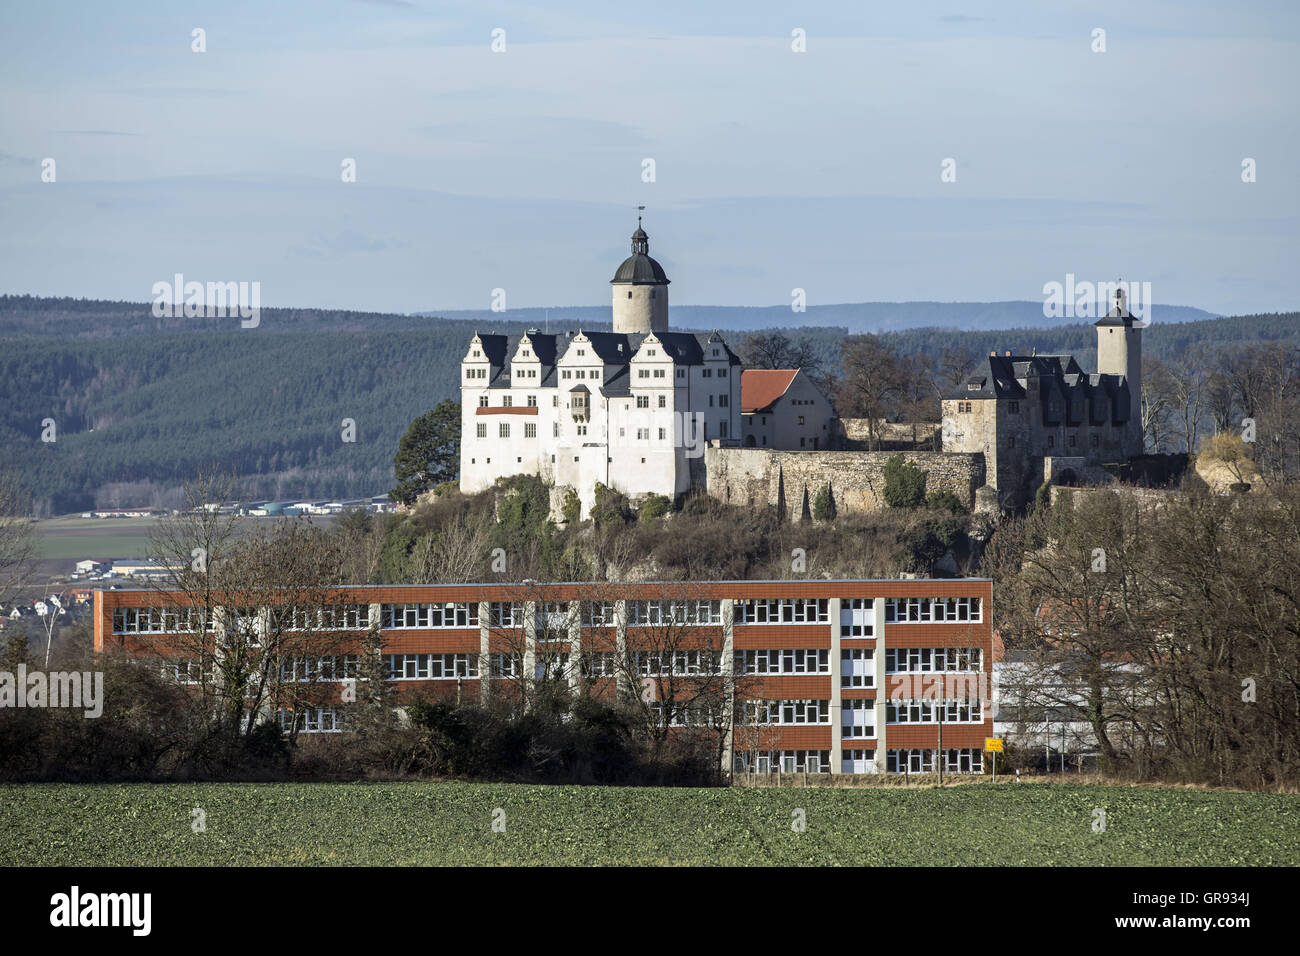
[94,578,993,775]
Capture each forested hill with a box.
[1,296,1295,514]
[424,300,1219,335]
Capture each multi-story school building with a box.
[94,577,993,776]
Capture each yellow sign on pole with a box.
[985,738,1003,753]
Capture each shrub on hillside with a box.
[883,455,927,509]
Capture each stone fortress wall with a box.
[704,446,985,518]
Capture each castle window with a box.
[654,369,665,378]
[708,396,714,407]
[720,421,728,438]
[527,395,537,407]
[637,428,649,440]
[720,395,729,407]
[658,428,666,440]
[478,395,489,407]
[575,370,585,379]
[797,415,804,425]
[525,423,536,438]
[553,423,559,437]
[677,369,685,379]
[503,395,513,408]
[562,370,571,380]
[627,291,632,298]
[658,395,667,408]
[476,423,486,438]
[553,396,559,407]
[499,423,510,438]
[703,369,712,378]
[636,396,649,408]
[638,369,649,379]
[592,370,600,380]
[719,368,727,378]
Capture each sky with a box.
[0,0,1296,316]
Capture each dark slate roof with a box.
[599,364,632,399]
[472,327,741,392]
[577,330,636,363]
[945,354,1089,401]
[611,252,670,284]
[475,333,510,367]
[477,332,560,389]
[523,332,559,366]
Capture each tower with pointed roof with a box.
[611,214,670,334]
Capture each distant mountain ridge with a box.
[418,300,1219,335]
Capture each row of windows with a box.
[384,654,479,680]
[278,707,344,734]
[626,600,723,626]
[635,651,723,677]
[560,369,601,380]
[885,647,983,673]
[884,596,982,623]
[735,648,829,676]
[649,702,725,727]
[733,750,829,773]
[885,698,984,724]
[278,605,369,632]
[381,603,479,630]
[741,699,830,726]
[734,599,829,625]
[886,749,984,774]
[281,655,361,682]
[113,593,984,637]
[159,658,212,685]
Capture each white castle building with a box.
[459,220,834,516]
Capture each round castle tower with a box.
[610,216,670,334]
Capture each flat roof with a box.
[95,578,991,592]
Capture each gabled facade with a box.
[740,368,836,450]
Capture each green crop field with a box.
[1,781,1296,866]
[35,515,157,561]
